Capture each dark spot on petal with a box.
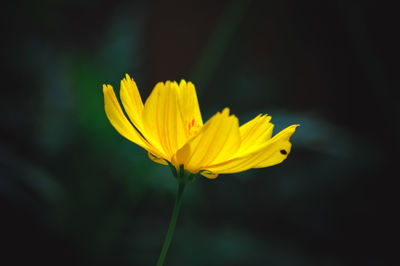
[280,149,287,155]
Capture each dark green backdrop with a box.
[1,0,397,265]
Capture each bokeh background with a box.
[1,0,398,265]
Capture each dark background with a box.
[1,0,398,265]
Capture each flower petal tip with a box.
[292,124,300,130]
[103,84,113,92]
[221,107,230,116]
[125,73,132,80]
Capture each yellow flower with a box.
[103,74,298,180]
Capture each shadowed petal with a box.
[148,151,168,165]
[199,170,219,179]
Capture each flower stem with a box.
[156,182,186,266]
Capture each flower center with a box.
[186,118,201,137]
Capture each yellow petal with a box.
[148,152,168,165]
[237,114,273,156]
[204,125,299,174]
[142,81,187,160]
[120,74,145,132]
[175,80,203,137]
[200,170,219,179]
[174,108,241,173]
[103,84,150,150]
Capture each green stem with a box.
[156,182,186,266]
